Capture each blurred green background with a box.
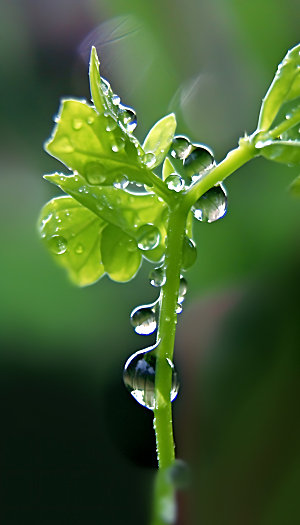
[0,0,299,524]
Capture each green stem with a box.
[267,107,300,139]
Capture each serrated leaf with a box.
[38,196,105,286]
[256,140,300,165]
[44,172,168,262]
[289,174,300,197]
[45,99,151,186]
[142,114,177,168]
[162,157,176,181]
[101,224,141,282]
[258,44,300,131]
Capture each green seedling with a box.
[38,44,300,525]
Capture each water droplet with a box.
[105,115,117,131]
[119,104,137,132]
[165,174,185,192]
[130,304,157,335]
[170,135,192,160]
[111,137,125,153]
[75,243,84,254]
[123,344,180,410]
[181,237,197,270]
[183,144,215,182]
[142,152,156,168]
[113,174,129,190]
[47,235,68,255]
[56,136,74,153]
[85,162,106,185]
[149,266,166,287]
[193,184,227,223]
[112,94,121,106]
[72,118,83,130]
[101,77,110,95]
[178,277,188,304]
[166,459,190,490]
[136,224,160,251]
[87,116,94,125]
[176,303,183,314]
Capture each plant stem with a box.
[267,107,300,139]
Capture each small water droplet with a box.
[165,174,185,192]
[105,115,117,131]
[176,303,183,314]
[47,235,68,255]
[119,104,137,132]
[72,118,83,130]
[112,94,121,106]
[75,243,84,254]
[170,136,192,160]
[149,266,166,287]
[123,344,180,410]
[87,116,94,125]
[183,144,215,182]
[113,174,129,190]
[136,224,160,251]
[193,184,227,223]
[111,138,125,153]
[56,136,74,153]
[142,152,156,168]
[182,237,197,270]
[130,304,157,335]
[178,277,188,304]
[85,162,106,185]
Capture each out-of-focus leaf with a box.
[38,196,105,286]
[162,157,176,181]
[44,172,168,262]
[256,140,300,165]
[258,44,300,131]
[289,174,300,197]
[142,114,177,168]
[45,99,150,186]
[101,224,141,282]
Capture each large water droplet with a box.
[48,235,68,255]
[130,303,157,335]
[183,144,215,182]
[178,277,188,304]
[85,162,106,185]
[170,136,192,160]
[142,152,156,168]
[123,345,180,410]
[193,184,227,223]
[165,174,185,192]
[119,103,137,132]
[137,224,160,251]
[113,174,129,190]
[149,266,166,287]
[72,118,83,130]
[181,237,197,270]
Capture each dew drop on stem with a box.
[181,237,197,270]
[170,135,192,160]
[136,224,160,251]
[149,266,166,287]
[183,144,215,182]
[130,302,158,335]
[123,344,180,410]
[165,174,185,192]
[193,184,227,222]
[142,152,156,168]
[178,277,188,304]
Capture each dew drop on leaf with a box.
[113,174,129,190]
[75,243,84,254]
[149,266,166,287]
[111,138,125,153]
[193,184,227,223]
[165,174,185,192]
[123,345,180,410]
[176,303,183,314]
[136,224,160,251]
[105,115,117,131]
[183,144,215,182]
[142,152,156,168]
[130,303,157,335]
[85,162,106,185]
[112,94,121,106]
[118,103,137,132]
[72,118,83,130]
[170,135,192,160]
[178,277,188,304]
[47,235,68,255]
[55,136,74,153]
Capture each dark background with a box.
[0,1,299,523]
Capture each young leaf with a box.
[142,114,177,168]
[101,224,141,282]
[89,46,106,116]
[290,174,300,197]
[38,196,106,286]
[45,99,151,186]
[256,140,300,165]
[258,43,300,132]
[162,157,176,181]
